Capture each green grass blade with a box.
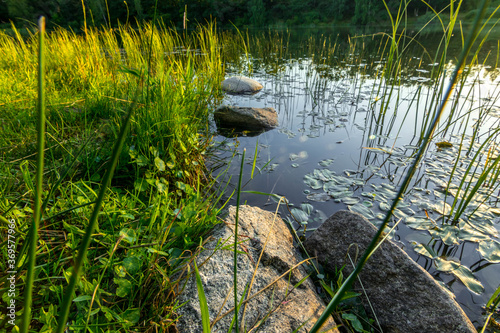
[194,260,211,333]
[55,86,139,333]
[250,139,258,179]
[233,148,246,333]
[308,1,491,331]
[20,16,46,333]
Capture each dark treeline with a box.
[0,0,483,30]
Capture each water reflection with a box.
[210,28,500,329]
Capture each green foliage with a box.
[1,0,485,29]
[0,19,226,332]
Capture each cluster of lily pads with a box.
[294,136,500,294]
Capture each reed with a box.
[20,16,46,333]
[309,0,492,331]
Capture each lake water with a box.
[209,27,500,330]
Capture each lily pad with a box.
[319,158,335,167]
[304,174,323,189]
[342,197,360,205]
[313,169,336,181]
[478,240,500,263]
[329,190,354,199]
[405,216,437,230]
[323,182,348,193]
[349,204,375,220]
[306,192,331,202]
[301,203,314,215]
[431,201,452,215]
[435,258,484,294]
[291,208,309,223]
[429,225,460,245]
[379,202,390,211]
[413,242,437,258]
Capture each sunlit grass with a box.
[0,19,227,332]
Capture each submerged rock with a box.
[303,210,477,333]
[214,105,278,132]
[176,205,338,333]
[222,76,263,94]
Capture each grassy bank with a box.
[0,21,230,332]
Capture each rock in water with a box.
[214,105,278,131]
[176,205,338,333]
[304,210,477,333]
[222,76,263,94]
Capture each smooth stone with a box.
[214,105,278,131]
[303,210,477,333]
[176,205,338,333]
[222,76,263,94]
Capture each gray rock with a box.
[303,210,477,333]
[214,105,278,131]
[176,205,338,333]
[222,76,263,94]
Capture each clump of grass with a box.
[0,18,227,332]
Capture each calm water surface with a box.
[209,27,500,329]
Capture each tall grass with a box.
[20,16,46,332]
[0,18,227,332]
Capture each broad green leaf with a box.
[114,278,132,297]
[122,308,140,325]
[342,313,363,332]
[123,256,142,275]
[157,182,167,193]
[119,228,137,244]
[73,295,92,302]
[155,157,166,171]
[134,178,148,192]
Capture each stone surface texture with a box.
[176,205,338,333]
[222,76,263,94]
[214,105,278,131]
[303,210,477,333]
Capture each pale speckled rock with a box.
[214,105,278,131]
[176,205,338,333]
[222,76,263,94]
[304,210,477,333]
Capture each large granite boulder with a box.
[303,210,477,333]
[176,205,338,333]
[222,76,263,94]
[214,105,278,132]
